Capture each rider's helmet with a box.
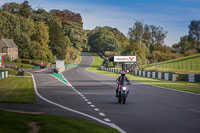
[121,70,126,77]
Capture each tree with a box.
[189,20,200,52]
[33,21,53,61]
[102,26,129,55]
[88,28,120,55]
[63,21,87,49]
[50,9,83,26]
[172,35,193,55]
[48,22,68,60]
[1,2,20,13]
[126,21,168,64]
[128,21,143,42]
[18,1,32,18]
[189,20,200,47]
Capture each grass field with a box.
[0,77,34,103]
[87,53,200,94]
[143,54,200,74]
[0,110,118,133]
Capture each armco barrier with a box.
[161,72,165,79]
[98,66,200,83]
[188,74,195,82]
[169,73,173,81]
[139,71,141,76]
[164,73,169,80]
[195,74,200,82]
[152,72,155,78]
[0,70,8,80]
[158,72,162,79]
[135,70,137,75]
[155,72,158,78]
[133,70,199,82]
[147,72,150,77]
[143,71,145,77]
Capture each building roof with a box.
[2,39,18,48]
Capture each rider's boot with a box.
[116,89,118,97]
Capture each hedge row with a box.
[15,59,32,64]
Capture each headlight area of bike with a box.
[122,87,127,91]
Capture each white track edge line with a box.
[29,72,127,133]
[29,72,126,133]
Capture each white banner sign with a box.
[114,56,136,62]
[56,60,65,69]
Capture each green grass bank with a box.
[0,110,119,133]
[143,54,200,74]
[0,76,34,103]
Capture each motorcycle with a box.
[117,81,131,104]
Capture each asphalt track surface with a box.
[1,53,200,133]
[63,53,200,133]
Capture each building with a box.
[0,33,18,61]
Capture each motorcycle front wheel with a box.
[118,92,122,103]
[122,93,126,104]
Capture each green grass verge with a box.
[0,110,118,133]
[0,77,34,103]
[87,53,200,94]
[87,53,104,72]
[0,68,31,76]
[142,54,200,73]
[4,61,35,69]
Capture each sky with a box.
[0,0,200,46]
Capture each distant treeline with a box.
[0,1,86,63]
[0,1,199,65]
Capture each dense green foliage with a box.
[0,1,85,62]
[88,27,120,54]
[173,20,200,56]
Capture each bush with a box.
[15,59,22,63]
[21,59,32,64]
[103,60,114,68]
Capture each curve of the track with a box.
[63,53,200,133]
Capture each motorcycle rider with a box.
[116,70,130,97]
